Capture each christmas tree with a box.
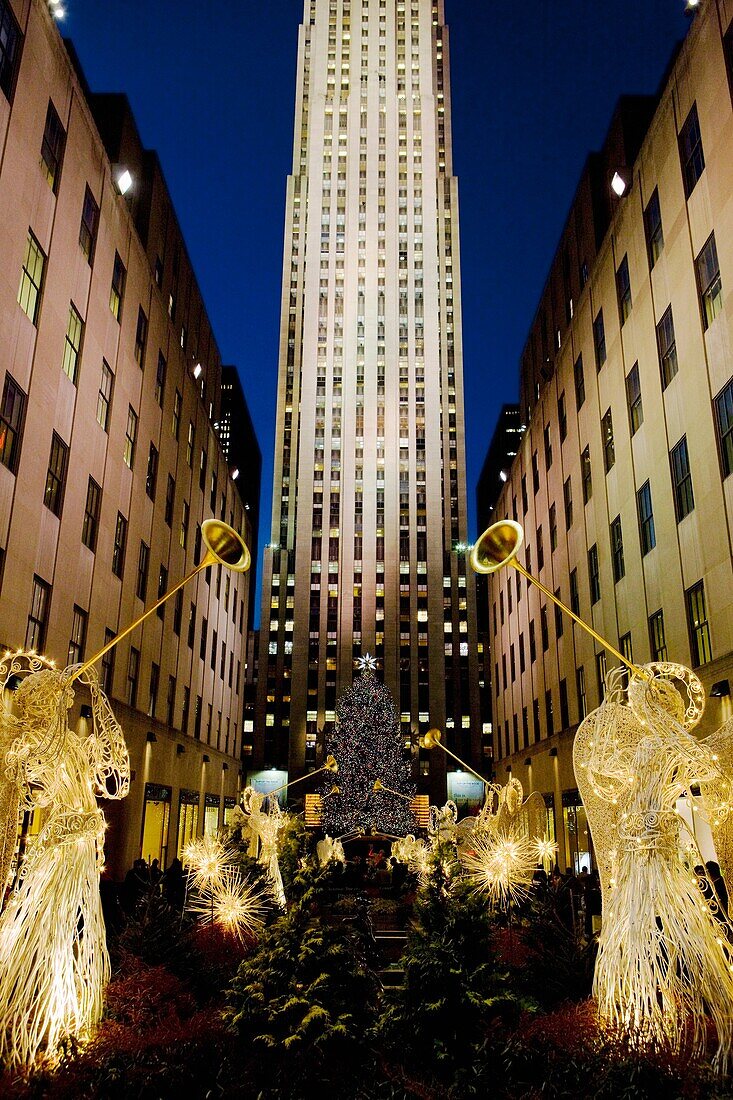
[321,656,416,836]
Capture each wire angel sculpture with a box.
[0,663,129,1067]
[390,833,432,884]
[316,834,346,868]
[458,778,552,909]
[574,662,733,1071]
[239,786,287,907]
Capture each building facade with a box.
[0,0,260,877]
[485,0,733,871]
[255,0,481,800]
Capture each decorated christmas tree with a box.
[321,656,416,836]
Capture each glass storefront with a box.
[562,789,594,873]
[204,793,221,836]
[140,783,171,867]
[177,788,199,857]
[223,796,237,826]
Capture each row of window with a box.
[496,578,712,735]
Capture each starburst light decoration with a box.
[187,865,269,943]
[0,663,129,1067]
[574,662,733,1070]
[461,830,537,907]
[534,836,558,874]
[182,833,231,891]
[458,778,547,910]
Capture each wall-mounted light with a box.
[231,468,240,481]
[506,764,512,773]
[611,170,628,197]
[549,747,558,758]
[499,470,508,483]
[193,363,202,380]
[202,754,210,764]
[222,762,229,772]
[49,0,65,19]
[524,757,532,767]
[176,744,186,756]
[116,169,133,195]
[80,704,93,719]
[711,680,730,698]
[146,731,157,744]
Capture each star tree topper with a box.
[355,653,379,673]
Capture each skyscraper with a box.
[255,0,480,800]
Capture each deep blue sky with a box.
[63,0,690,618]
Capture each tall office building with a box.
[255,0,480,799]
[482,2,733,870]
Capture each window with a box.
[155,352,166,407]
[574,353,585,410]
[0,373,26,473]
[679,102,705,197]
[686,580,712,666]
[157,565,167,618]
[549,503,557,551]
[563,477,573,530]
[166,675,176,726]
[17,230,45,324]
[559,679,569,730]
[537,525,544,570]
[187,421,195,467]
[82,476,101,551]
[558,392,567,442]
[180,499,189,549]
[596,652,608,702]
[715,378,733,478]
[626,363,643,434]
[68,605,87,665]
[545,690,554,737]
[696,234,722,329]
[101,628,115,694]
[540,606,549,651]
[148,663,160,719]
[199,448,207,491]
[616,254,631,324]
[112,512,127,578]
[554,594,563,639]
[200,617,208,661]
[588,544,600,604]
[637,480,655,555]
[97,361,114,430]
[644,188,663,268]
[649,609,667,662]
[657,307,678,388]
[136,541,149,601]
[40,100,65,192]
[610,515,625,582]
[146,443,158,500]
[44,432,68,516]
[127,647,140,708]
[601,408,615,472]
[581,445,592,503]
[593,310,606,370]
[532,451,539,494]
[670,436,694,521]
[0,0,22,103]
[172,389,182,439]
[570,568,579,615]
[165,475,175,526]
[124,406,138,468]
[134,307,148,367]
[172,590,183,636]
[26,575,50,651]
[576,666,587,721]
[109,252,126,321]
[544,424,552,469]
[62,303,83,384]
[79,186,99,264]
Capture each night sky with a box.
[62,0,690,621]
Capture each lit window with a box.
[670,436,694,521]
[44,431,68,516]
[643,187,663,269]
[637,481,655,555]
[109,251,126,321]
[40,100,66,192]
[626,363,643,434]
[616,254,631,325]
[686,580,712,666]
[679,103,705,197]
[62,303,84,384]
[656,307,678,388]
[17,230,45,325]
[97,360,113,431]
[79,186,99,264]
[714,377,733,479]
[0,373,26,474]
[696,233,722,330]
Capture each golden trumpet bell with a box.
[421,728,442,749]
[469,520,523,575]
[201,519,250,572]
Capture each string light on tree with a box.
[321,662,415,836]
